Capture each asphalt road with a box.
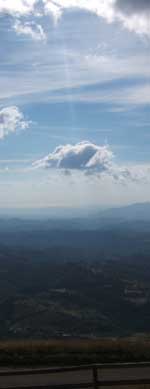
[0,366,150,388]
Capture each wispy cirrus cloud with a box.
[0,51,149,107]
[0,106,29,139]
[0,2,149,108]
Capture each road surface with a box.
[0,365,150,388]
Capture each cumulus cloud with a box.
[42,0,150,36]
[43,0,115,23]
[14,20,46,41]
[33,140,150,183]
[0,106,29,139]
[0,0,37,15]
[115,0,150,15]
[43,0,62,22]
[114,0,150,35]
[33,141,113,174]
[0,0,150,38]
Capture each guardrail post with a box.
[92,367,99,389]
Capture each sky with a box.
[0,0,150,209]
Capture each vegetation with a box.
[1,337,150,367]
[0,246,150,339]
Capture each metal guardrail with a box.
[1,362,150,388]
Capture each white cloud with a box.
[0,1,47,41]
[0,2,149,107]
[0,0,37,15]
[111,164,150,183]
[114,0,150,36]
[43,0,115,23]
[0,106,29,139]
[33,140,150,183]
[43,0,62,22]
[0,0,149,37]
[33,141,113,173]
[14,20,47,41]
[42,0,150,36]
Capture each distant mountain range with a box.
[0,202,150,255]
[99,202,150,222]
[1,202,150,222]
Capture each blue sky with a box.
[0,0,150,208]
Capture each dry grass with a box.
[0,336,150,366]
